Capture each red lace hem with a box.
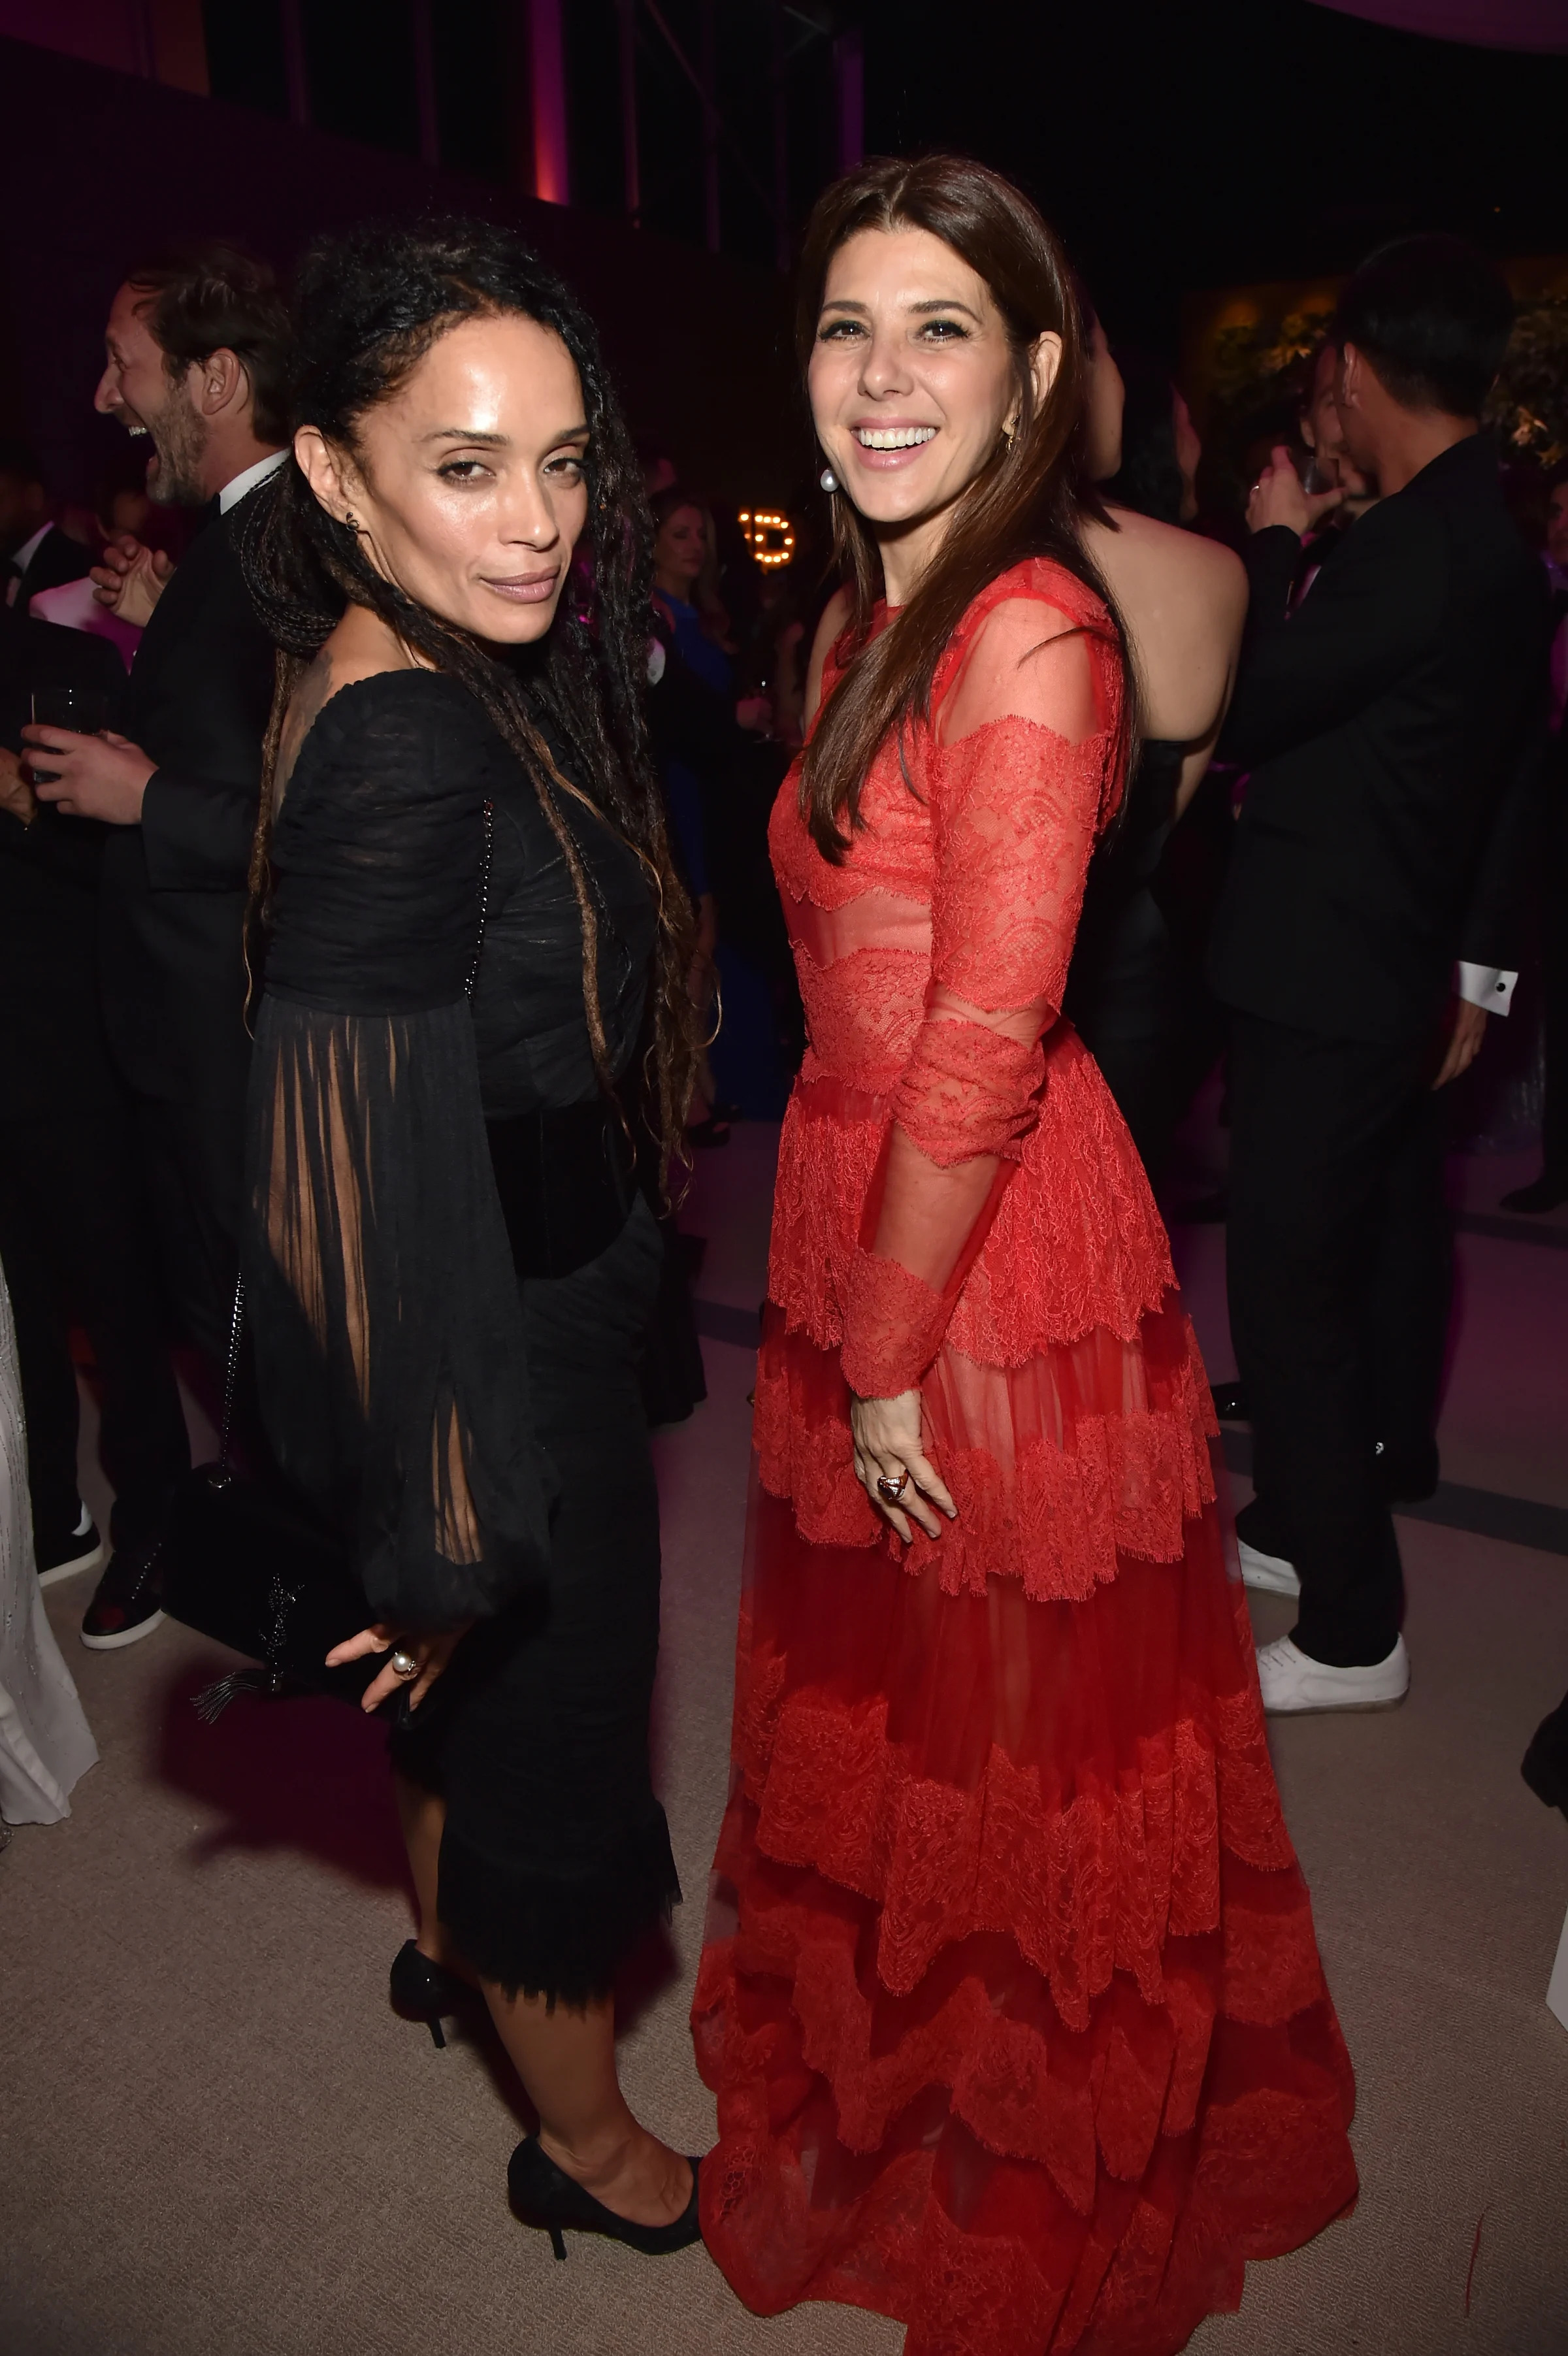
[767,1045,1175,1368]
[754,1290,1218,1600]
[691,1481,1358,2355]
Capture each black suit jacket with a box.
[1210,435,1548,1046]
[0,611,127,1115]
[9,520,91,612]
[101,481,277,1104]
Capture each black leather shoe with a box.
[389,1939,479,2049]
[80,1531,165,1650]
[1501,1174,1568,1215]
[508,2136,703,2261]
[1522,1693,1568,1820]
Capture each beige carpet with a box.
[3,1119,1567,2355]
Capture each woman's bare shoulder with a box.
[1083,509,1247,744]
[1087,506,1247,617]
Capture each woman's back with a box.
[1081,502,1246,766]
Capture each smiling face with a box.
[95,280,209,504]
[809,225,1047,577]
[298,311,590,646]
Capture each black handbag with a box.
[162,1277,378,1718]
[166,797,496,1720]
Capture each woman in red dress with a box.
[690,156,1358,2355]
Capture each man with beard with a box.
[22,244,287,1648]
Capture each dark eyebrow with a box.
[421,422,591,447]
[817,296,983,321]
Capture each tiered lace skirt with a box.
[692,1217,1357,2354]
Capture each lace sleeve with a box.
[838,596,1115,1400]
[242,679,553,1630]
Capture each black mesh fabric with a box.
[244,665,674,1997]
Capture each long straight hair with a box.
[797,155,1135,860]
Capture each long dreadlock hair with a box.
[238,214,696,1183]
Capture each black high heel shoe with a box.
[389,1939,478,2049]
[507,2136,703,2261]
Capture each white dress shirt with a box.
[4,521,54,604]
[218,450,288,514]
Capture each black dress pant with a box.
[0,1102,189,1550]
[1226,1013,1450,1667]
[1537,763,1568,1183]
[131,1094,246,1371]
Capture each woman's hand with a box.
[327,1622,471,1714]
[850,1389,956,1543]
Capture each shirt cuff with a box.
[1456,961,1517,1017]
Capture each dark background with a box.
[8,3,1567,516]
[0,35,799,511]
[198,0,1568,348]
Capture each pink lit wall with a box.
[0,0,206,89]
[527,0,570,208]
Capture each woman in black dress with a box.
[1066,318,1247,1184]
[238,219,701,2254]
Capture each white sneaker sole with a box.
[1261,1684,1409,1716]
[1258,1635,1411,1715]
[38,1541,106,1589]
[1237,1538,1301,1598]
[80,1607,166,1652]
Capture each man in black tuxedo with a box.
[0,441,91,613]
[1211,235,1546,1716]
[0,608,189,1612]
[23,242,288,1647]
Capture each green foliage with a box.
[1488,286,1568,471]
[1200,284,1568,489]
[1207,305,1334,428]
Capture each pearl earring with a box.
[819,467,838,493]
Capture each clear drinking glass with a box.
[27,684,112,784]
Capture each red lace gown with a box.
[690,560,1357,2355]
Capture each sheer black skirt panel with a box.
[393,1194,680,2003]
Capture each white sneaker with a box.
[1256,1633,1410,1715]
[1237,1538,1301,1598]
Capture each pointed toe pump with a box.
[389,1939,478,2049]
[507,2136,703,2261]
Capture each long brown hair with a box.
[797,154,1134,861]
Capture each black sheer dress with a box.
[1064,738,1195,1182]
[244,667,679,2001]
